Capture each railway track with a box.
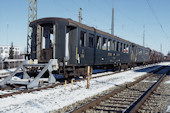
[68,66,170,113]
[0,69,123,98]
[0,64,163,99]
[0,68,122,98]
[138,70,170,112]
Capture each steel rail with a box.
[0,71,117,98]
[0,66,136,98]
[71,66,165,113]
[0,66,164,98]
[124,69,170,113]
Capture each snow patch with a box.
[164,81,170,84]
[0,62,170,113]
[166,105,170,112]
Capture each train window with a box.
[120,43,123,52]
[126,45,129,53]
[138,48,143,55]
[124,44,126,50]
[88,33,94,48]
[116,42,119,51]
[117,42,121,51]
[138,48,140,54]
[80,31,86,47]
[112,40,116,51]
[102,37,107,50]
[108,39,111,51]
[123,44,126,53]
[96,36,101,49]
[145,50,149,55]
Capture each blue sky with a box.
[0,0,170,55]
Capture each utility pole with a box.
[143,25,145,47]
[111,8,114,35]
[27,0,37,57]
[160,44,162,53]
[78,8,82,23]
[6,23,9,46]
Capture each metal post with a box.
[143,25,145,47]
[27,0,37,55]
[65,80,67,89]
[71,79,73,89]
[111,8,114,35]
[7,23,9,45]
[78,8,82,23]
[87,66,91,89]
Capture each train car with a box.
[29,17,159,79]
[131,43,150,66]
[149,50,164,64]
[158,52,164,62]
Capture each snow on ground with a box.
[0,68,16,75]
[167,105,170,112]
[165,81,170,84]
[0,62,170,113]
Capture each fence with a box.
[0,59,25,70]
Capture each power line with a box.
[105,0,139,25]
[143,25,145,47]
[52,0,98,28]
[116,8,140,25]
[146,0,169,39]
[71,0,98,26]
[88,0,111,17]
[53,0,77,16]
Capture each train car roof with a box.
[30,17,149,49]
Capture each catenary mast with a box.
[111,8,114,35]
[79,8,82,23]
[27,0,37,58]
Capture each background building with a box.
[0,45,20,60]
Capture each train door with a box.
[37,24,55,62]
[64,26,77,65]
[78,30,87,65]
[86,33,95,65]
[131,44,137,62]
[79,30,94,65]
[31,25,37,60]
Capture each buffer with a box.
[0,59,58,89]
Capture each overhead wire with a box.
[105,0,140,25]
[88,0,111,17]
[53,0,100,29]
[146,0,169,39]
[71,0,99,28]
[71,0,114,33]
[52,0,77,17]
[86,0,117,33]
